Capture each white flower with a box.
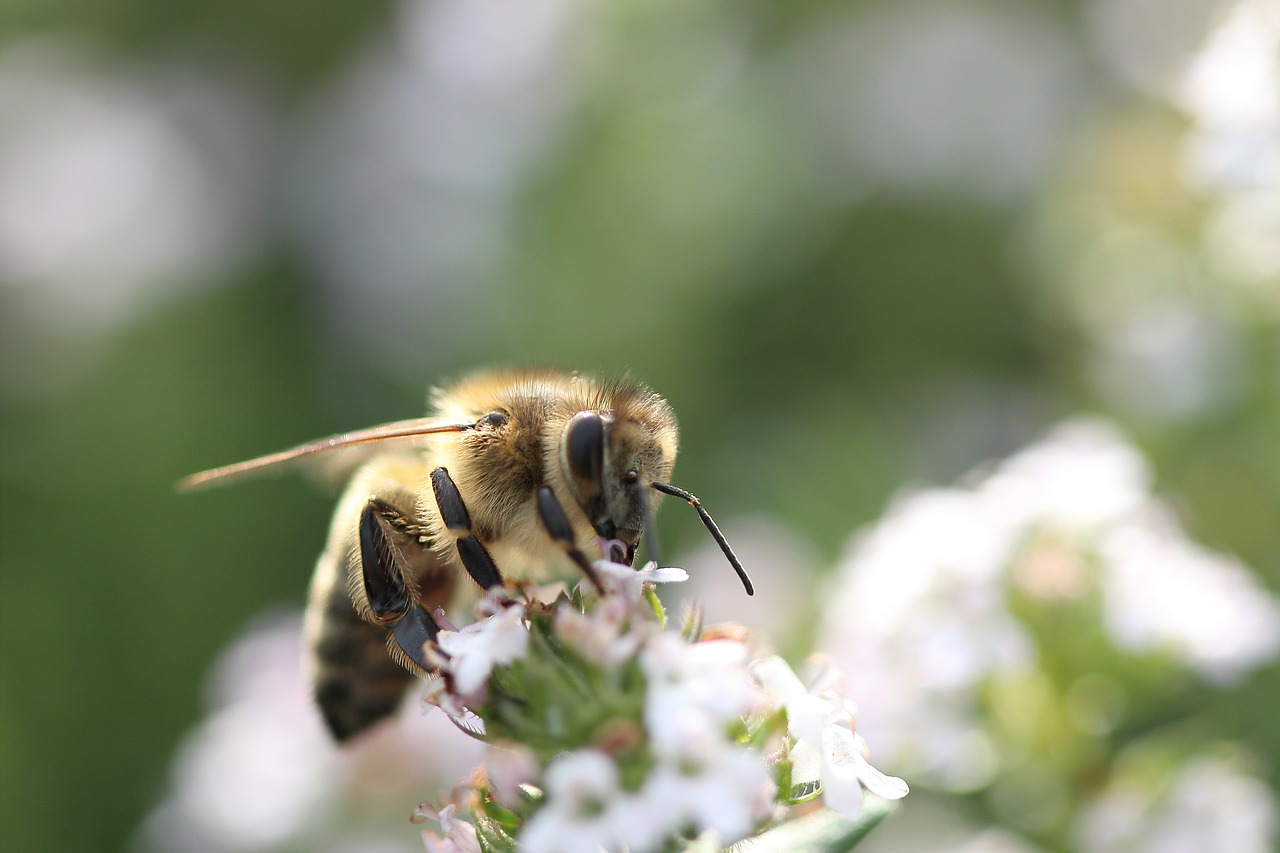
[753,656,908,818]
[816,418,1280,792]
[483,744,540,809]
[519,750,656,853]
[413,802,481,853]
[434,604,529,696]
[818,725,911,816]
[640,714,776,843]
[641,634,763,752]
[978,419,1151,535]
[553,596,645,665]
[588,559,689,601]
[421,675,487,733]
[1076,754,1279,853]
[1098,504,1280,683]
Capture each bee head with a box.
[551,390,751,594]
[560,410,673,564]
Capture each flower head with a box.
[411,567,903,851]
[590,558,689,602]
[518,749,657,853]
[754,655,908,818]
[412,802,481,853]
[430,600,529,698]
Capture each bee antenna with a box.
[650,481,754,596]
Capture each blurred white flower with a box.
[137,613,346,851]
[136,611,484,853]
[518,750,654,853]
[0,40,270,332]
[977,420,1151,534]
[1086,0,1224,95]
[0,38,273,397]
[482,743,540,809]
[1177,0,1279,194]
[553,596,644,666]
[789,1,1084,203]
[412,803,480,853]
[288,0,575,367]
[641,725,776,843]
[1076,754,1279,853]
[820,482,1035,788]
[1098,504,1280,683]
[1178,0,1280,290]
[819,418,1280,791]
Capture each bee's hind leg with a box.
[430,467,504,591]
[358,500,440,673]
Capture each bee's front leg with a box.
[358,499,440,673]
[536,486,604,592]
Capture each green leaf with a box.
[478,795,523,834]
[473,813,518,853]
[680,601,704,642]
[742,800,898,853]
[786,779,822,804]
[746,708,789,750]
[644,584,667,626]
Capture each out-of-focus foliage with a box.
[0,0,1275,850]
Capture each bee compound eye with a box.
[478,411,508,428]
[624,469,639,484]
[565,411,605,486]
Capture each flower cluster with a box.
[1076,752,1278,853]
[413,560,907,852]
[816,418,1280,849]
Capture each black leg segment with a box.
[358,500,442,673]
[360,500,411,621]
[390,604,439,674]
[430,467,503,590]
[536,486,604,592]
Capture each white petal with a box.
[825,726,910,802]
[543,749,620,803]
[639,566,689,585]
[789,739,823,785]
[820,725,868,818]
[752,656,809,706]
[854,757,910,801]
[751,655,834,744]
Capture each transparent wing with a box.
[177,418,473,491]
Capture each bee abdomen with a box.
[304,552,412,742]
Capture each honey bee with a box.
[181,368,752,741]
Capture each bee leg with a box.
[359,500,439,673]
[536,486,605,592]
[430,467,503,591]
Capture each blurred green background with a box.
[1,0,1276,849]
